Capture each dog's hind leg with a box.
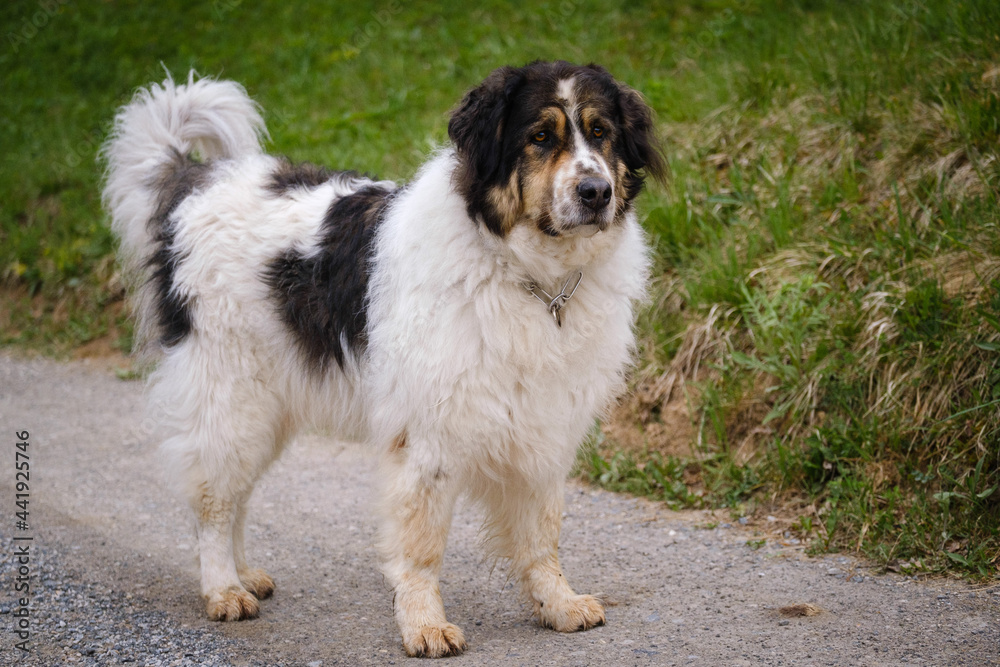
[191,477,260,621]
[184,424,283,621]
[376,439,467,658]
[158,355,285,621]
[233,494,275,600]
[481,474,606,633]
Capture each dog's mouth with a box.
[562,220,605,237]
[544,204,615,237]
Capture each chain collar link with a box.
[523,271,583,327]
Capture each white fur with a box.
[103,73,650,657]
[552,76,618,230]
[101,71,269,350]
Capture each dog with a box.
[102,60,664,658]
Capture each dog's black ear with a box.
[616,83,667,199]
[449,66,526,234]
[449,66,525,183]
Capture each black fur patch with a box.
[265,158,364,195]
[536,213,560,237]
[448,65,526,236]
[265,184,396,371]
[615,79,667,202]
[148,151,211,347]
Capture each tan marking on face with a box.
[580,107,615,159]
[487,170,524,234]
[533,106,567,139]
[579,106,603,128]
[489,107,572,234]
[520,119,576,231]
[508,90,623,234]
[613,159,629,210]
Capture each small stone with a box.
[779,620,790,626]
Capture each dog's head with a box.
[449,61,665,239]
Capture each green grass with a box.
[3,0,1000,577]
[0,0,698,351]
[584,0,1000,578]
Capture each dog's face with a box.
[449,61,665,238]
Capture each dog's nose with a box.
[577,178,612,211]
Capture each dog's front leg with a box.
[485,476,606,632]
[377,442,466,658]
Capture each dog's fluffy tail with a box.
[101,71,267,351]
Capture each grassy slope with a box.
[583,0,1000,577]
[2,1,999,576]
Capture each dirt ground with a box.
[1,353,997,666]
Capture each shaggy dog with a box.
[102,61,664,658]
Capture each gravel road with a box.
[1,353,997,666]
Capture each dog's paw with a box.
[239,568,275,599]
[538,594,606,632]
[205,586,260,621]
[402,623,467,658]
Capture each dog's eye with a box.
[592,126,604,138]
[532,131,548,143]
